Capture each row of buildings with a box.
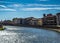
[0,13,60,27]
[1,17,43,26]
[12,17,43,26]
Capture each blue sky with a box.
[0,0,60,20]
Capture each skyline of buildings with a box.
[0,12,60,27]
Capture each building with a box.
[0,24,3,28]
[24,17,35,25]
[13,18,23,24]
[29,18,43,26]
[13,18,26,25]
[43,14,57,27]
[3,20,12,25]
[56,13,60,27]
[13,18,20,24]
[12,17,43,26]
[37,18,43,26]
[29,18,37,26]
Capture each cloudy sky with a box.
[0,0,60,20]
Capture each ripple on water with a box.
[0,26,60,43]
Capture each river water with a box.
[0,26,60,43]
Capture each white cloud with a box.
[0,5,7,8]
[13,4,21,7]
[0,8,16,11]
[7,4,60,9]
[0,5,16,11]
[38,4,60,6]
[21,8,60,11]
[0,4,60,11]
[22,8,49,11]
[26,4,60,7]
[0,1,14,3]
[7,4,24,8]
[39,0,48,1]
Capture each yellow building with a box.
[37,18,43,26]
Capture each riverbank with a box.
[49,29,60,33]
[0,28,5,30]
[3,24,60,33]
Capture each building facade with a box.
[13,18,24,25]
[56,13,60,27]
[37,18,43,26]
[43,14,57,27]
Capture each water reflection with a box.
[0,26,60,43]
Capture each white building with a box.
[56,13,60,27]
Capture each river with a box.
[0,26,60,43]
